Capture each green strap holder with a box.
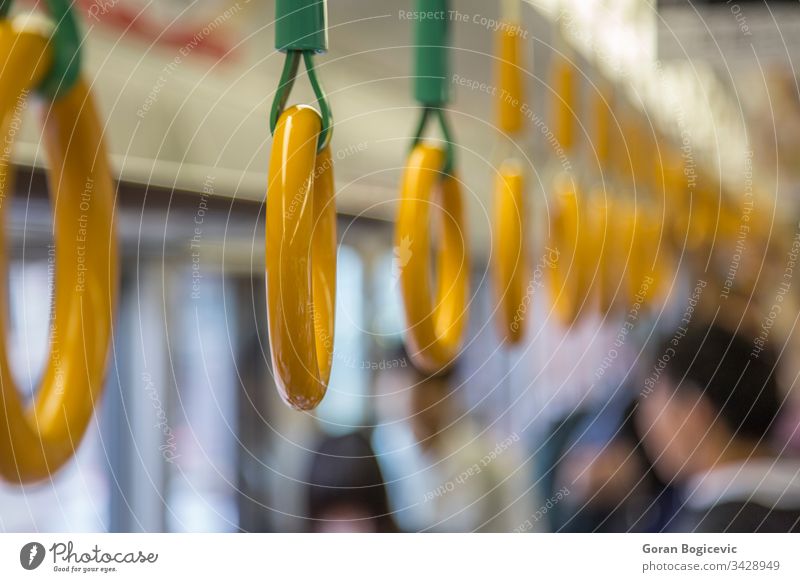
[275,0,327,53]
[413,0,449,106]
[270,0,332,151]
[0,0,82,100]
[412,0,455,174]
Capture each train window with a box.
[314,245,368,436]
[165,270,238,532]
[372,249,406,342]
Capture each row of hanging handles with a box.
[264,0,740,411]
[0,0,736,485]
[264,0,472,411]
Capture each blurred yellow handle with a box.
[591,193,612,315]
[548,175,588,325]
[551,55,576,154]
[629,205,671,310]
[493,163,527,343]
[494,24,528,342]
[266,105,336,410]
[593,195,633,316]
[396,144,469,373]
[496,26,524,135]
[592,89,611,169]
[0,22,118,484]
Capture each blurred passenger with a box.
[305,431,396,532]
[637,323,800,532]
[548,398,678,532]
[372,348,534,531]
[774,403,800,455]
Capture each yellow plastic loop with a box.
[595,196,631,315]
[649,218,673,306]
[592,89,611,168]
[0,21,117,484]
[551,55,576,153]
[492,163,527,343]
[671,169,716,252]
[616,114,639,185]
[547,174,587,325]
[266,105,336,410]
[664,150,690,247]
[396,144,469,374]
[590,193,614,316]
[687,188,717,250]
[627,207,650,306]
[496,26,524,135]
[627,205,670,310]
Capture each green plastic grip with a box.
[413,0,450,106]
[275,0,328,53]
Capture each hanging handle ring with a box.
[266,106,336,410]
[491,10,529,343]
[493,163,527,343]
[548,174,586,325]
[266,0,336,410]
[496,22,525,136]
[396,145,469,374]
[395,0,469,372]
[0,16,117,484]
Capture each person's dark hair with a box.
[306,431,396,531]
[653,322,781,440]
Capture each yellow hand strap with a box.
[492,25,529,343]
[0,21,117,483]
[593,196,632,315]
[548,175,588,325]
[496,27,524,135]
[493,163,527,343]
[395,144,469,373]
[551,55,576,154]
[627,206,650,307]
[266,105,336,410]
[627,204,670,310]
